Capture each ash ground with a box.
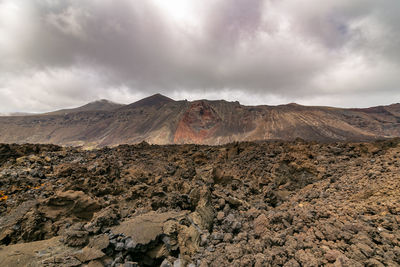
[0,139,399,266]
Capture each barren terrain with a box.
[0,94,400,147]
[0,139,399,266]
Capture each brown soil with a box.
[0,139,399,266]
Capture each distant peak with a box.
[91,99,118,104]
[151,93,163,97]
[147,93,173,101]
[44,98,124,115]
[126,93,175,108]
[84,99,123,107]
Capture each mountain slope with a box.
[45,99,125,115]
[121,93,174,109]
[0,95,399,146]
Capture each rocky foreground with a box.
[0,139,399,266]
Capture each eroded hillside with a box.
[0,94,400,146]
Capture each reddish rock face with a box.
[174,101,222,144]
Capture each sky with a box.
[0,0,400,113]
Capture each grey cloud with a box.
[0,0,399,112]
[204,0,265,46]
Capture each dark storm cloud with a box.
[0,0,399,112]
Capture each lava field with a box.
[0,139,399,266]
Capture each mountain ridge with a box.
[121,93,175,110]
[0,94,399,147]
[44,99,125,115]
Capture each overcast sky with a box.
[0,0,399,112]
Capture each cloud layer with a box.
[0,0,399,112]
